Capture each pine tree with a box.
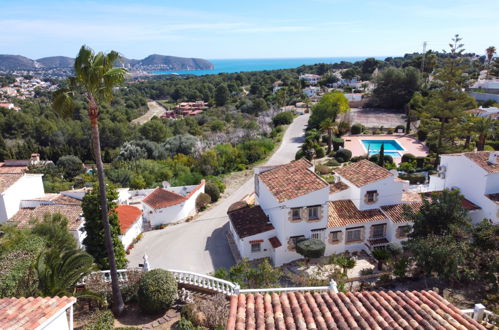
[378,143,385,167]
[82,184,127,269]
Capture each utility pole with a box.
[421,41,427,72]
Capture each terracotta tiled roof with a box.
[485,193,499,204]
[268,236,282,248]
[0,296,76,330]
[142,187,187,209]
[381,202,423,223]
[335,160,393,187]
[227,290,486,330]
[258,159,328,203]
[25,193,81,205]
[0,173,23,193]
[115,205,142,233]
[444,151,499,173]
[228,205,274,238]
[421,191,481,211]
[9,204,83,230]
[329,181,349,193]
[0,163,27,173]
[327,200,385,227]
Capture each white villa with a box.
[303,86,321,98]
[228,156,492,266]
[116,204,143,250]
[429,151,499,224]
[299,74,321,85]
[228,159,420,266]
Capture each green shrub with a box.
[351,123,363,134]
[398,161,416,173]
[401,153,416,163]
[315,164,330,175]
[334,149,352,163]
[296,238,326,259]
[195,193,212,211]
[272,112,293,126]
[415,157,426,168]
[295,149,305,160]
[485,140,499,150]
[398,173,426,184]
[368,154,393,165]
[315,146,325,158]
[332,137,344,151]
[205,182,221,202]
[387,128,394,134]
[417,129,428,141]
[137,269,178,314]
[326,159,340,167]
[175,318,197,330]
[84,310,114,330]
[484,145,494,151]
[350,155,367,162]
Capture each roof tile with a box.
[228,205,275,238]
[115,205,142,233]
[335,160,393,187]
[328,200,385,227]
[142,187,187,209]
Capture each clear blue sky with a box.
[2,0,498,59]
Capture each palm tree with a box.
[372,249,391,271]
[35,248,96,297]
[486,46,496,79]
[52,45,127,314]
[320,118,337,154]
[473,116,496,151]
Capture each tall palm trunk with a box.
[478,134,486,151]
[89,100,124,315]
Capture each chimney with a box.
[488,152,498,165]
[30,153,40,163]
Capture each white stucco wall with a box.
[0,174,44,222]
[120,216,143,250]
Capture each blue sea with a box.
[153,57,385,76]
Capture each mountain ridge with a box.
[0,54,214,71]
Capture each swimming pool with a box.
[361,139,404,157]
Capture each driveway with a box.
[127,114,309,274]
[131,101,166,125]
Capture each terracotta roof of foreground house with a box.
[268,236,282,248]
[328,200,385,227]
[0,173,23,193]
[0,296,76,330]
[444,151,499,173]
[9,204,83,230]
[381,202,423,223]
[335,160,393,187]
[228,204,274,238]
[258,159,328,203]
[115,205,142,233]
[226,290,486,330]
[142,187,187,209]
[421,191,481,211]
[329,181,349,193]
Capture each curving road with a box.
[128,114,309,274]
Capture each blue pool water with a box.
[361,140,404,157]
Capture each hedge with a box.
[332,138,344,151]
[334,149,352,163]
[351,123,363,135]
[137,269,178,314]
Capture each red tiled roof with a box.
[421,191,481,211]
[115,205,142,233]
[381,202,423,223]
[258,159,328,203]
[443,151,499,173]
[0,296,76,330]
[0,173,23,193]
[142,187,187,209]
[268,236,282,248]
[329,181,349,193]
[227,290,486,330]
[228,205,274,238]
[335,160,393,187]
[328,200,385,227]
[9,204,83,230]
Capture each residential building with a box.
[303,86,321,98]
[226,290,487,329]
[272,80,283,93]
[299,73,321,85]
[0,172,45,222]
[429,151,499,224]
[466,106,499,119]
[116,204,143,250]
[141,180,205,227]
[0,296,76,330]
[227,159,421,266]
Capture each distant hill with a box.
[0,53,213,72]
[37,56,74,68]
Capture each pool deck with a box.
[343,134,429,164]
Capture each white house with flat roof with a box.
[0,172,45,222]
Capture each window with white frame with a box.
[251,242,261,252]
[291,208,301,220]
[330,231,341,242]
[311,228,326,240]
[365,190,378,204]
[308,206,320,220]
[371,224,386,238]
[346,227,362,242]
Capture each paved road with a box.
[131,101,166,125]
[128,114,309,274]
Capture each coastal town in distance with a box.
[0,0,498,329]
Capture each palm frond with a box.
[52,88,75,118]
